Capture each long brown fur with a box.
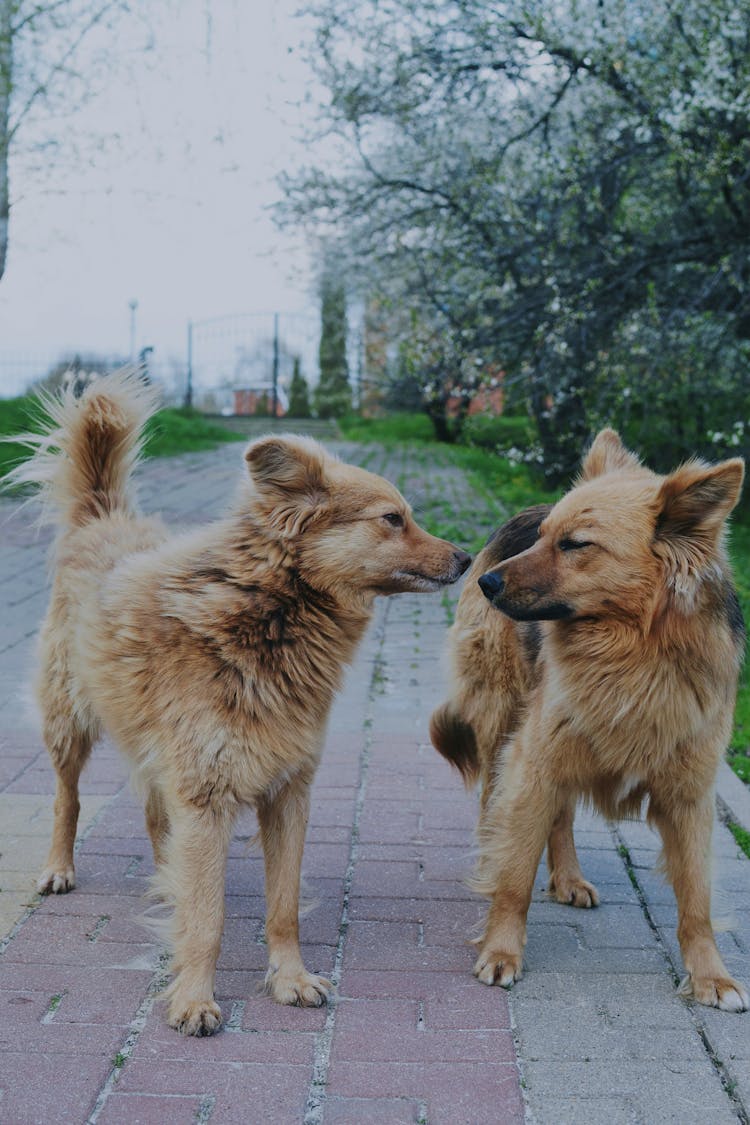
[432,429,748,1012]
[430,503,598,907]
[11,369,470,1035]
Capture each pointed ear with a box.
[580,429,641,480]
[655,459,744,549]
[244,435,326,495]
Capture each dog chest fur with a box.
[66,520,371,806]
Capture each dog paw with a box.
[473,946,523,988]
[548,872,600,909]
[168,998,223,1036]
[266,967,331,1007]
[684,975,749,1013]
[37,866,76,895]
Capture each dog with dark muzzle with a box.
[431,429,747,1012]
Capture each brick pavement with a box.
[1,440,749,1125]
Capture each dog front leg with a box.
[163,800,235,1035]
[651,795,748,1012]
[257,775,331,1007]
[546,794,599,908]
[474,757,562,988]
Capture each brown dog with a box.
[11,370,470,1035]
[431,429,747,1012]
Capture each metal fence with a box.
[186,311,320,413]
[0,310,321,409]
[0,349,185,401]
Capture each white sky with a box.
[0,0,326,397]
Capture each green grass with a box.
[0,395,244,480]
[0,395,52,479]
[729,520,750,781]
[142,408,244,458]
[726,816,750,860]
[338,410,535,452]
[442,443,556,512]
[338,412,434,444]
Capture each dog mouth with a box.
[494,598,571,625]
[392,568,457,591]
[489,595,574,622]
[478,570,573,620]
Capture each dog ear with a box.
[655,459,745,550]
[244,436,329,536]
[580,429,641,480]
[245,436,326,495]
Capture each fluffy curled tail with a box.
[5,367,160,530]
[429,701,480,785]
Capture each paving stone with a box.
[326,1060,524,1124]
[324,1096,422,1124]
[521,1058,739,1125]
[0,1052,112,1125]
[513,998,706,1062]
[115,1058,312,1121]
[97,1093,209,1125]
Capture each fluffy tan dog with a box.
[11,370,470,1035]
[431,429,747,1012]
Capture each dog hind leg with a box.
[144,786,170,867]
[38,722,93,895]
[257,774,331,1007]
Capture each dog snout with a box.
[454,549,472,576]
[478,571,504,601]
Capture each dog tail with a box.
[5,367,159,530]
[429,701,480,785]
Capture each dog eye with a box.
[382,512,404,529]
[558,538,592,552]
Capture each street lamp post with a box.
[129,299,138,364]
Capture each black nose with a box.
[454,550,472,575]
[478,571,504,600]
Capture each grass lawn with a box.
[142,407,245,458]
[0,395,244,480]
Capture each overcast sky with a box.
[0,0,325,396]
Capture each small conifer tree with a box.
[314,273,351,418]
[288,357,311,417]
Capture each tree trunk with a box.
[528,359,589,489]
[0,0,11,282]
[425,398,457,443]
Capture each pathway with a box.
[0,440,748,1124]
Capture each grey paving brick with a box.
[521,1058,739,1125]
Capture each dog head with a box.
[244,435,471,597]
[478,429,744,624]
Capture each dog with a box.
[431,428,748,1012]
[10,370,470,1035]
